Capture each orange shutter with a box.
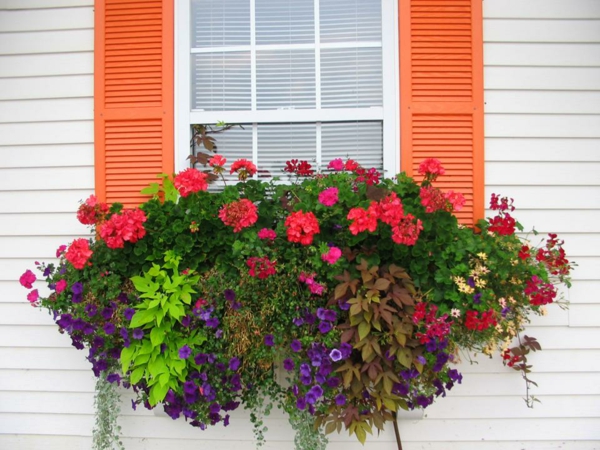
[94,0,174,209]
[399,0,484,225]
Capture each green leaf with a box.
[120,346,135,373]
[140,183,160,196]
[159,372,170,387]
[355,424,367,444]
[130,309,156,328]
[149,381,169,406]
[397,348,412,369]
[130,366,145,385]
[150,326,165,346]
[148,356,167,377]
[358,321,371,341]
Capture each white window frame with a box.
[174,0,400,175]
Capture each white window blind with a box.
[182,0,397,176]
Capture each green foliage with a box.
[92,370,124,450]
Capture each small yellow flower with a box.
[477,252,488,260]
[475,278,487,288]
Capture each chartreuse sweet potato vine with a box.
[22,156,572,449]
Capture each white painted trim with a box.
[189,107,384,125]
[190,41,382,53]
[383,0,400,175]
[174,0,191,172]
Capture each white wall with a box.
[0,0,598,449]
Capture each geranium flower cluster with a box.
[347,192,423,245]
[420,186,465,213]
[174,168,209,197]
[77,195,109,225]
[230,158,257,181]
[285,210,320,245]
[99,208,147,249]
[535,233,571,277]
[524,275,557,306]
[246,256,277,279]
[284,159,314,177]
[218,199,258,233]
[464,309,498,331]
[488,193,517,235]
[412,303,453,344]
[298,272,325,296]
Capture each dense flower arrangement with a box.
[21,157,572,447]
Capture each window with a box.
[175,0,399,178]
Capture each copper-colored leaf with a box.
[366,184,388,202]
[373,278,391,291]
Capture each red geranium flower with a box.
[65,238,93,270]
[174,168,209,197]
[99,209,147,249]
[285,210,320,245]
[219,199,258,233]
[230,159,257,181]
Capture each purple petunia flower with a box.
[323,310,337,322]
[264,334,275,347]
[473,293,482,304]
[107,373,121,385]
[209,403,221,414]
[183,380,196,395]
[318,321,332,334]
[329,349,342,362]
[290,339,302,352]
[85,304,97,318]
[296,396,307,410]
[124,308,135,320]
[283,358,295,371]
[101,307,114,320]
[229,357,240,371]
[72,292,83,304]
[120,327,128,340]
[326,377,341,388]
[293,317,304,327]
[340,343,352,359]
[103,322,115,335]
[215,329,223,338]
[338,299,350,311]
[117,292,129,303]
[224,289,236,301]
[206,317,220,328]
[181,315,191,327]
[316,308,326,320]
[179,345,192,359]
[71,282,83,295]
[335,394,346,406]
[467,277,475,288]
[416,355,427,365]
[194,353,208,365]
[132,328,144,340]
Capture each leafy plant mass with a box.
[21,156,572,448]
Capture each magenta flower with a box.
[257,228,277,241]
[327,158,344,171]
[318,187,339,207]
[55,279,67,294]
[26,289,39,304]
[19,270,36,289]
[321,246,342,265]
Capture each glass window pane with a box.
[322,121,383,171]
[257,123,317,179]
[191,0,251,48]
[255,0,314,45]
[192,52,252,110]
[256,50,316,110]
[321,48,383,108]
[320,0,381,43]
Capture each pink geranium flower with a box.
[327,158,344,171]
[321,246,342,265]
[55,279,67,294]
[318,187,339,207]
[27,289,39,305]
[19,270,36,289]
[257,228,277,241]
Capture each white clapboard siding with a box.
[0,98,94,123]
[0,236,88,258]
[485,67,600,91]
[485,19,600,43]
[2,437,600,450]
[0,75,93,100]
[485,91,600,114]
[0,29,93,55]
[0,214,89,237]
[0,7,93,32]
[0,144,94,168]
[0,369,95,393]
[486,161,600,185]
[486,114,600,138]
[570,304,600,327]
[0,0,92,8]
[0,167,95,191]
[568,280,600,304]
[0,190,93,213]
[0,53,93,78]
[486,137,600,162]
[484,0,600,19]
[0,122,93,145]
[483,186,600,209]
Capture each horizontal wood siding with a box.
[0,0,598,449]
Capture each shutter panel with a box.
[94,0,174,208]
[399,0,484,225]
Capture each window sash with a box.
[175,0,399,174]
